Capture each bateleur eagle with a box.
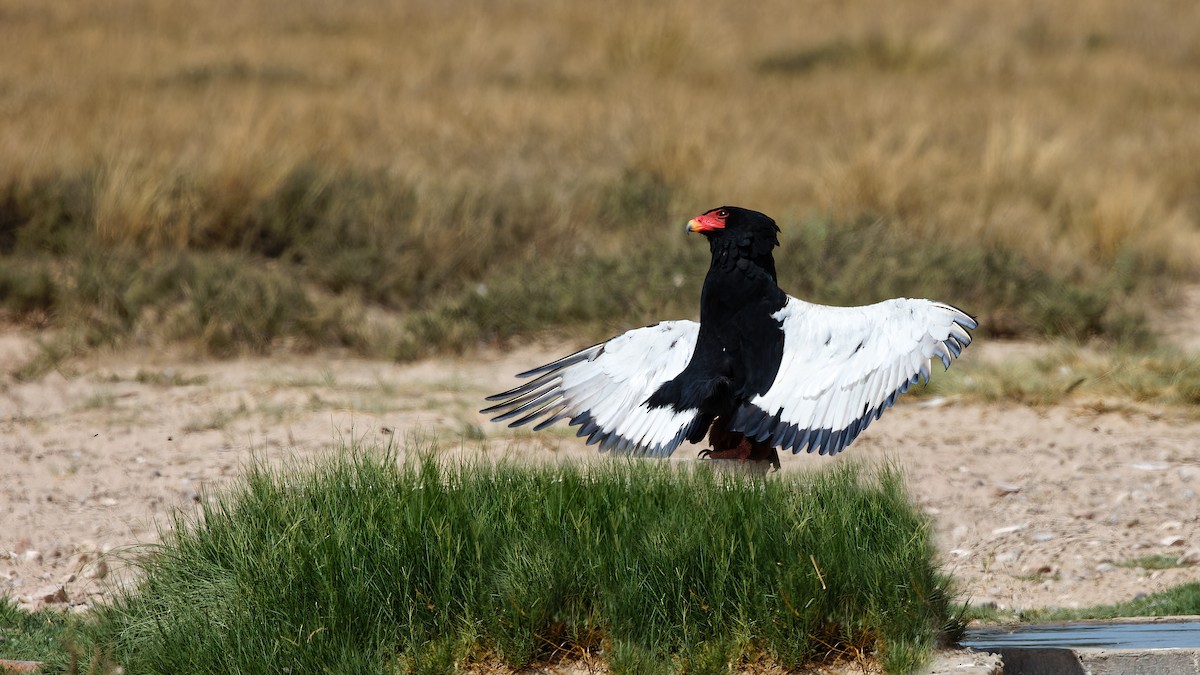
[483,206,976,468]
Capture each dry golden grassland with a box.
[2,0,1200,364]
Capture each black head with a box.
[686,206,780,256]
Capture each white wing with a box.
[483,321,705,457]
[729,297,976,456]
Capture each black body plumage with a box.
[646,207,787,442]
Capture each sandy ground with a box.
[2,331,1199,620]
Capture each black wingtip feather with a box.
[586,426,606,446]
[514,347,598,379]
[945,339,962,358]
[483,375,557,403]
[793,428,810,454]
[507,400,560,428]
[489,389,562,423]
[532,408,569,432]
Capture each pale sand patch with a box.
[1,333,1198,619]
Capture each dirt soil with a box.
[2,332,1199,619]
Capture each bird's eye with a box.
[717,209,728,218]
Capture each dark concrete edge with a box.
[983,647,1200,675]
[1074,647,1200,675]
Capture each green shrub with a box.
[89,445,960,673]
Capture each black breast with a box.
[646,246,786,416]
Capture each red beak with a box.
[687,215,724,233]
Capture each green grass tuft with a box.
[83,444,961,673]
[1019,583,1200,623]
[962,582,1200,625]
[0,596,112,673]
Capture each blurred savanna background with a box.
[3,0,1200,371]
[9,3,1200,671]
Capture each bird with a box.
[482,206,976,468]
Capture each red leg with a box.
[698,417,780,470]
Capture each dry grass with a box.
[2,0,1200,359]
[924,343,1200,408]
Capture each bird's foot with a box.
[699,441,781,471]
[698,446,752,462]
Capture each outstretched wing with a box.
[482,321,705,457]
[730,297,976,456]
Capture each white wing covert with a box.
[729,297,976,456]
[483,321,704,457]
